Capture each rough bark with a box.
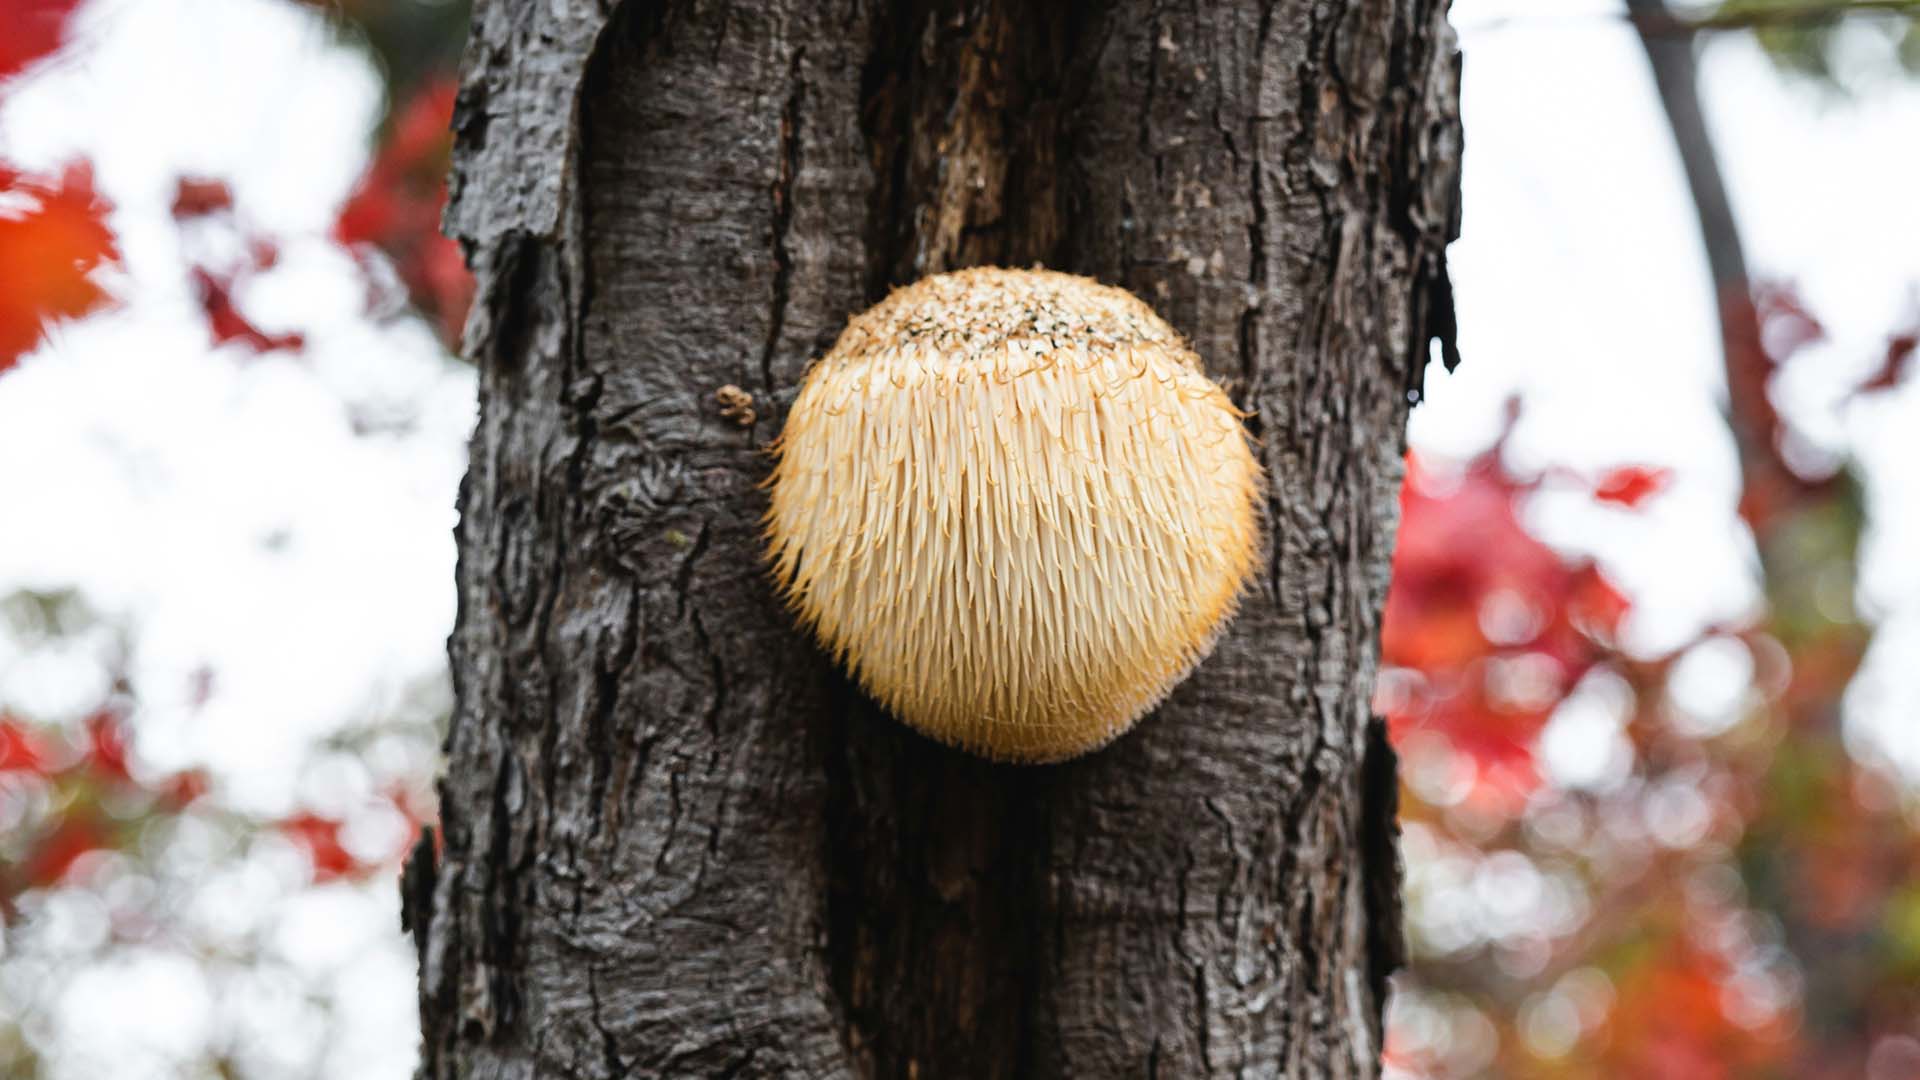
[411,1,1460,1077]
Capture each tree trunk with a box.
[410,1,1460,1076]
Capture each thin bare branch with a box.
[1460,0,1917,38]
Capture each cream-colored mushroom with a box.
[765,267,1261,762]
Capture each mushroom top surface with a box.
[824,267,1193,371]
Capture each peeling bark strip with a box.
[419,1,1459,1077]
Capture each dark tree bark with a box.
[410,1,1460,1076]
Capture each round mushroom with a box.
[765,267,1262,762]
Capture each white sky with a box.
[1419,0,1920,781]
[0,0,1916,1075]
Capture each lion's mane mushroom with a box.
[765,267,1261,763]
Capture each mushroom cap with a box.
[765,267,1262,762]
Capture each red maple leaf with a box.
[82,709,131,781]
[190,267,303,353]
[1593,465,1671,509]
[1567,565,1631,642]
[166,185,304,351]
[334,78,472,349]
[1602,941,1794,1076]
[278,812,359,883]
[0,714,46,773]
[1381,444,1632,803]
[1724,283,1841,530]
[159,769,210,808]
[1854,331,1916,396]
[169,176,234,220]
[20,815,110,889]
[0,161,118,371]
[0,0,85,83]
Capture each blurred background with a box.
[0,0,1914,1076]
